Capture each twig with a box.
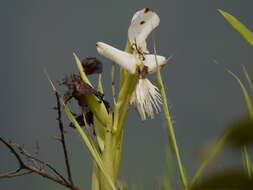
[0,136,80,190]
[15,143,69,184]
[0,137,24,168]
[25,164,80,190]
[44,69,74,184]
[0,170,33,178]
[55,91,74,185]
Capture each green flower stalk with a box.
[155,60,189,189]
[93,8,171,190]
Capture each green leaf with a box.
[226,69,253,118]
[73,53,93,86]
[241,146,253,177]
[93,116,105,151]
[242,65,253,96]
[191,169,253,190]
[98,74,104,94]
[218,9,253,46]
[73,53,109,126]
[63,102,116,190]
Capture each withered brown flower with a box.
[62,73,110,129]
[82,57,103,75]
[62,74,103,107]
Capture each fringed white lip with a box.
[130,78,161,120]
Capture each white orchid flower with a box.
[96,8,168,120]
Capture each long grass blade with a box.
[242,65,253,95]
[226,69,253,118]
[218,9,253,46]
[242,146,252,177]
[153,42,188,188]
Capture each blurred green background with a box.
[1,0,253,189]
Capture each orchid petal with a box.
[143,54,168,73]
[128,8,160,51]
[96,42,137,74]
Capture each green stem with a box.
[91,162,100,190]
[111,64,116,104]
[113,73,138,177]
[117,73,138,132]
[156,69,188,189]
[102,113,115,190]
[241,145,252,178]
[112,41,138,178]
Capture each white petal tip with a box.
[160,56,173,68]
[128,8,160,50]
[96,42,114,58]
[95,42,104,53]
[131,8,159,23]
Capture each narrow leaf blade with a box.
[218,9,253,46]
[63,102,116,190]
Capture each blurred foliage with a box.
[191,169,253,190]
[190,65,253,186]
[225,117,253,147]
